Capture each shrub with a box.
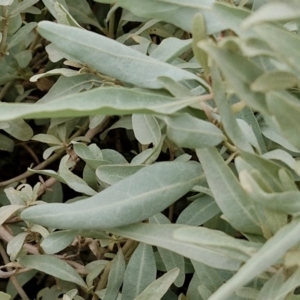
[0,0,300,299]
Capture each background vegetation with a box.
[0,0,300,299]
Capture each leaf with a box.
[103,250,125,300]
[261,124,300,153]
[266,91,300,150]
[196,148,262,234]
[0,0,13,5]
[0,292,11,300]
[256,268,284,300]
[42,0,68,19]
[10,0,39,16]
[41,230,77,254]
[243,2,300,28]
[7,232,29,261]
[30,68,78,82]
[31,134,62,145]
[7,22,37,49]
[192,261,224,296]
[21,162,203,229]
[133,268,179,300]
[208,219,300,300]
[176,195,220,226]
[0,133,14,152]
[38,74,102,103]
[199,42,267,113]
[18,255,87,289]
[173,226,260,263]
[96,165,144,185]
[2,119,33,141]
[109,223,244,271]
[122,243,156,300]
[0,205,24,226]
[253,23,300,76]
[211,65,254,153]
[150,37,191,63]
[65,0,102,29]
[58,155,97,196]
[150,213,185,287]
[251,70,299,92]
[37,21,207,89]
[165,113,224,149]
[132,114,161,146]
[192,13,209,76]
[0,87,200,122]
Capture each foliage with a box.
[0,0,300,299]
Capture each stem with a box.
[0,6,9,59]
[0,242,30,300]
[108,5,115,39]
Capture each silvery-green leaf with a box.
[150,213,185,287]
[132,114,161,146]
[122,243,156,300]
[110,223,244,271]
[176,195,220,226]
[37,21,207,89]
[165,113,224,149]
[96,165,144,185]
[196,148,262,234]
[104,250,125,300]
[7,232,29,261]
[0,87,199,122]
[133,268,179,300]
[21,162,203,229]
[41,230,77,254]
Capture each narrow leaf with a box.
[196,148,262,234]
[122,243,156,300]
[133,268,179,300]
[21,162,203,229]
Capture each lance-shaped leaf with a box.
[165,113,224,149]
[211,65,254,153]
[133,268,179,300]
[41,230,77,254]
[122,243,156,300]
[0,87,198,122]
[173,226,261,262]
[21,162,202,229]
[196,148,262,234]
[109,223,245,271]
[37,21,207,89]
[104,250,125,300]
[18,255,87,289]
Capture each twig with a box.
[0,242,30,300]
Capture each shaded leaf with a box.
[18,255,87,289]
